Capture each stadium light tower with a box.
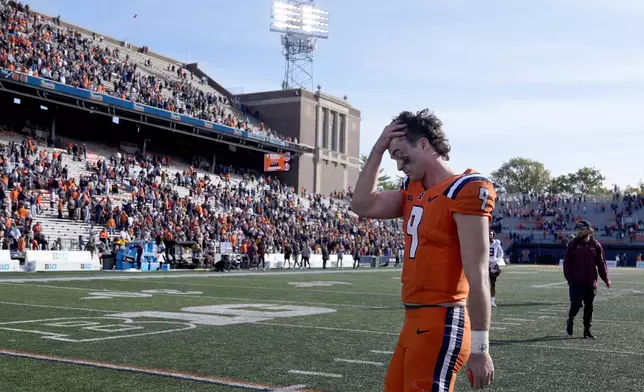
[270,0,329,91]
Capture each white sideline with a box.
[288,370,342,378]
[0,349,312,391]
[334,358,384,366]
[0,268,401,283]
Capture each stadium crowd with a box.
[0,0,292,143]
[497,192,644,245]
[0,127,403,266]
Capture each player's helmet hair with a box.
[393,109,451,160]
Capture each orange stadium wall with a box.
[237,89,361,195]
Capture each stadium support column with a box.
[314,97,323,194]
[333,112,340,152]
[51,116,56,141]
[326,110,333,151]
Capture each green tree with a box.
[490,157,551,194]
[623,185,639,195]
[570,167,605,194]
[360,154,392,189]
[547,174,575,195]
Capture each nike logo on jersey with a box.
[427,195,438,202]
[416,328,431,335]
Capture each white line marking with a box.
[0,301,114,313]
[501,318,533,322]
[370,350,394,355]
[510,343,644,356]
[538,309,565,312]
[491,327,506,330]
[532,281,568,288]
[128,279,400,297]
[4,283,386,309]
[0,349,312,391]
[532,315,644,325]
[492,322,522,326]
[288,370,343,378]
[528,312,559,315]
[0,317,197,342]
[275,385,309,391]
[0,268,399,283]
[335,358,384,366]
[252,322,399,336]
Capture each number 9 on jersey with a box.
[406,206,424,259]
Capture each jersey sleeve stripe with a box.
[431,307,465,392]
[400,176,411,191]
[443,174,491,199]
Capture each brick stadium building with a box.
[237,89,361,194]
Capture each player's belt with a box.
[403,303,466,309]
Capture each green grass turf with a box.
[1,266,643,392]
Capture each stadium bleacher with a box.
[0,0,292,144]
[494,193,644,246]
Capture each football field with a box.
[0,265,643,392]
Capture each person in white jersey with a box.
[489,231,504,307]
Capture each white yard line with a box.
[0,300,115,313]
[511,343,644,357]
[0,268,400,283]
[492,322,522,326]
[528,312,560,315]
[334,358,385,366]
[501,318,533,322]
[288,370,343,378]
[370,350,394,355]
[531,281,568,288]
[252,321,399,336]
[0,349,313,391]
[1,283,395,310]
[129,279,401,297]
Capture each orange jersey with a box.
[399,169,496,305]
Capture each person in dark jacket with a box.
[563,220,611,339]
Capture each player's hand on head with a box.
[467,353,494,389]
[373,120,406,154]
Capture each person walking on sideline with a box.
[563,220,611,339]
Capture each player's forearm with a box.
[468,271,492,331]
[351,148,383,216]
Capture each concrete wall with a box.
[237,89,361,195]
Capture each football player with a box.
[351,110,496,391]
[489,231,503,307]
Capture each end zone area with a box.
[1,266,644,391]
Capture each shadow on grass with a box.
[496,302,568,308]
[493,335,583,345]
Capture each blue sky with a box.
[27,0,644,188]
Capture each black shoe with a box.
[583,330,596,340]
[566,319,573,336]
